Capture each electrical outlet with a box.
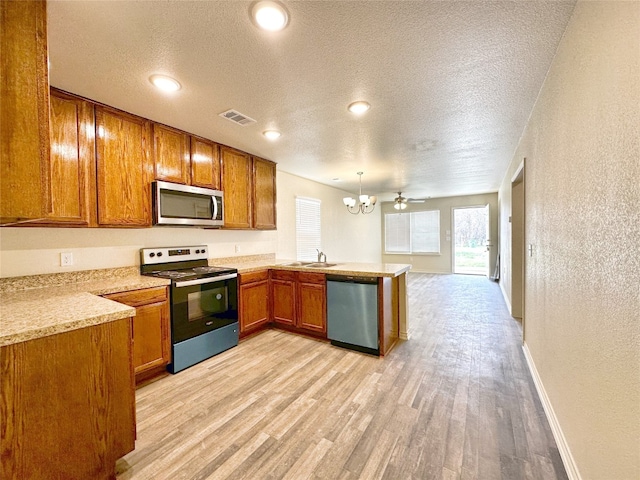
[60,252,73,267]
[235,245,241,253]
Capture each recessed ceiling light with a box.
[251,1,289,31]
[332,178,340,181]
[348,101,371,115]
[263,130,281,140]
[149,74,181,92]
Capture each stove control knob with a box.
[157,252,163,257]
[149,252,155,258]
[195,249,200,254]
[201,248,207,254]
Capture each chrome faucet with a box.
[316,249,327,263]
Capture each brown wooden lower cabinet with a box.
[239,270,270,336]
[0,318,135,480]
[271,269,296,327]
[104,286,171,384]
[270,270,327,337]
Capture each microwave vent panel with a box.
[218,109,257,126]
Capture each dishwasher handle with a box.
[326,274,378,284]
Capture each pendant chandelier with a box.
[343,172,377,215]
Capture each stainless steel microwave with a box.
[153,181,224,227]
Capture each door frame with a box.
[451,204,491,276]
[511,159,526,342]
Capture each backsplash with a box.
[0,226,278,278]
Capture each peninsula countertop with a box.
[227,259,412,277]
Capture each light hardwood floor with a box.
[116,273,568,480]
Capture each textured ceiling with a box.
[47,0,576,201]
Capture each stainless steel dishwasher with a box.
[326,275,379,355]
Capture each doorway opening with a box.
[453,206,490,275]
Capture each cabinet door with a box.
[154,123,190,185]
[253,157,277,230]
[272,279,296,326]
[95,106,153,226]
[297,281,327,334]
[40,90,96,225]
[0,0,51,223]
[191,136,220,189]
[132,301,171,375]
[0,318,135,479]
[239,280,269,334]
[221,146,252,229]
[104,287,171,384]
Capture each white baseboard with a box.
[522,343,582,480]
[499,280,512,314]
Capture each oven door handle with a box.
[174,273,237,288]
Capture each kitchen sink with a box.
[279,261,315,266]
[307,262,338,268]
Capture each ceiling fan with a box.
[393,192,426,210]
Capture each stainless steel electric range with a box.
[140,245,238,373]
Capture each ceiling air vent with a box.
[218,109,257,126]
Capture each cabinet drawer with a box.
[297,272,325,284]
[104,286,168,307]
[240,270,269,284]
[271,269,296,281]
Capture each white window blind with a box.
[384,210,440,254]
[385,213,411,253]
[411,210,440,253]
[295,197,321,261]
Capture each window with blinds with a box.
[384,210,440,254]
[411,210,440,253]
[385,213,411,253]
[295,197,321,261]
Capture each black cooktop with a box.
[145,265,236,280]
[140,245,237,282]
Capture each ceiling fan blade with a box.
[407,198,425,203]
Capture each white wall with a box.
[381,192,498,274]
[498,2,639,478]
[0,170,381,277]
[276,171,381,263]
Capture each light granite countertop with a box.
[227,259,412,277]
[0,273,170,347]
[0,259,409,348]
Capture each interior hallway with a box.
[116,273,567,479]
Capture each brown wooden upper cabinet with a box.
[153,125,221,190]
[221,146,253,229]
[95,106,153,226]
[153,124,190,185]
[253,156,277,230]
[34,89,96,226]
[0,0,51,224]
[190,136,221,190]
